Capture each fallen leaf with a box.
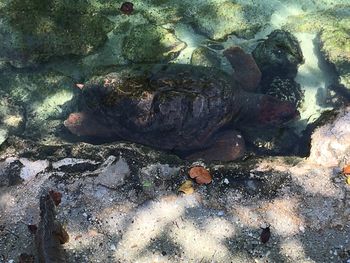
[343,165,350,175]
[76,83,85,90]
[142,180,153,187]
[189,166,212,184]
[27,224,37,234]
[74,234,83,241]
[57,227,70,244]
[178,180,194,194]
[49,190,62,206]
[260,226,271,244]
[19,253,34,263]
[346,176,350,185]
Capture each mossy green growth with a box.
[122,24,186,62]
[0,70,74,104]
[190,46,221,68]
[320,17,350,88]
[284,5,350,33]
[188,1,263,40]
[2,0,114,66]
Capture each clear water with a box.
[0,0,349,159]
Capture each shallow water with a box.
[0,0,349,159]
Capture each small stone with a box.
[217,211,224,216]
[223,178,229,184]
[110,244,116,251]
[83,212,88,217]
[96,158,130,189]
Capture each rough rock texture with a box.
[0,70,75,139]
[240,126,300,156]
[283,6,350,89]
[0,96,25,142]
[320,19,350,89]
[122,25,186,63]
[190,46,221,68]
[0,0,114,67]
[188,1,265,40]
[308,106,350,167]
[0,108,350,262]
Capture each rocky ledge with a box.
[0,106,349,262]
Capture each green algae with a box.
[1,0,114,66]
[122,24,186,63]
[190,46,221,68]
[186,1,264,40]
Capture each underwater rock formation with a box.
[189,1,266,40]
[0,70,75,139]
[122,25,186,63]
[190,46,221,68]
[0,0,114,67]
[320,20,350,90]
[284,6,350,89]
[0,96,25,146]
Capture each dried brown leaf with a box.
[27,224,38,234]
[189,166,212,184]
[343,165,350,175]
[49,190,62,206]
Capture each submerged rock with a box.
[284,6,349,89]
[122,24,186,63]
[188,1,265,40]
[319,18,350,89]
[0,96,25,135]
[190,46,221,68]
[240,126,301,156]
[0,70,75,139]
[0,0,114,67]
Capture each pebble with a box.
[223,178,229,184]
[83,212,88,217]
[110,244,116,251]
[217,211,224,216]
